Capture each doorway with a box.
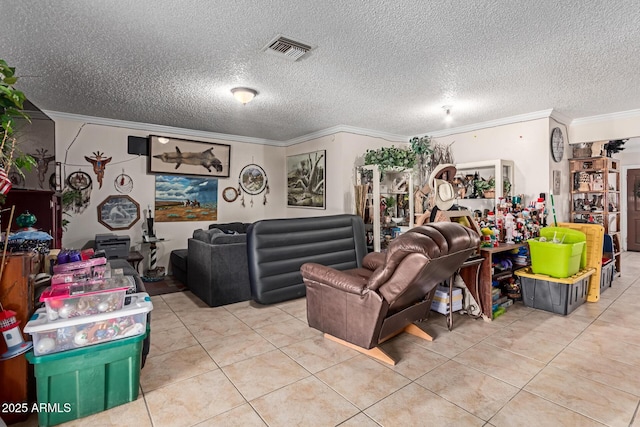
[628,168,640,252]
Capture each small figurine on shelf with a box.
[0,304,32,360]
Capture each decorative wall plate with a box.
[222,186,238,202]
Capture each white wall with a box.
[431,118,556,220]
[55,118,285,270]
[570,113,640,143]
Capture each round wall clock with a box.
[550,127,564,162]
[222,186,238,202]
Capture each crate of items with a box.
[40,276,135,321]
[557,222,605,302]
[431,286,462,315]
[528,227,586,278]
[25,293,152,356]
[515,267,595,315]
[25,333,145,427]
[600,260,614,294]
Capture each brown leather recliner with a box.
[300,222,480,365]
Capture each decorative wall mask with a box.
[85,151,112,189]
[29,148,55,189]
[238,164,269,207]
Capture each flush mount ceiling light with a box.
[443,105,453,122]
[157,137,170,144]
[231,87,258,105]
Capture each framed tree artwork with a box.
[287,150,325,209]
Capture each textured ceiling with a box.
[2,1,640,143]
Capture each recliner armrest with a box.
[362,252,385,271]
[301,263,368,295]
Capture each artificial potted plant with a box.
[0,59,36,198]
[364,145,416,178]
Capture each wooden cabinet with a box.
[357,165,413,252]
[0,252,40,424]
[4,189,62,249]
[461,243,526,320]
[569,156,621,272]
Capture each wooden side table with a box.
[126,250,144,273]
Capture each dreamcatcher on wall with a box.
[237,164,269,207]
[114,168,134,194]
[63,170,93,214]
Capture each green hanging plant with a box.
[409,135,433,156]
[364,145,416,177]
[0,59,36,176]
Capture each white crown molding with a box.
[44,110,409,147]
[42,110,286,146]
[571,108,640,125]
[549,109,573,127]
[283,125,408,146]
[425,109,554,138]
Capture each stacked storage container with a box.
[24,256,153,427]
[517,226,595,315]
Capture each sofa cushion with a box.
[210,234,247,244]
[208,222,250,234]
[193,228,224,243]
[170,249,189,271]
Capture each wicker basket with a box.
[572,143,592,158]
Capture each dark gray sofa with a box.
[187,222,253,307]
[247,214,367,305]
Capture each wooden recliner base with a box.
[324,324,433,366]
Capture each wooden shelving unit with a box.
[569,156,621,273]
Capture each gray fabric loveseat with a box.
[187,222,253,307]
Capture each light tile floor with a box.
[12,251,640,426]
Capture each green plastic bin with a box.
[528,238,586,278]
[539,227,587,269]
[25,334,145,427]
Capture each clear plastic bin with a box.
[26,292,152,355]
[40,278,133,321]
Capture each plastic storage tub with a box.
[25,333,145,427]
[25,292,152,356]
[528,238,586,278]
[515,267,595,315]
[40,277,133,321]
[539,227,587,269]
[600,260,614,294]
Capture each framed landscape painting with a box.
[148,135,231,178]
[287,150,325,209]
[154,175,218,222]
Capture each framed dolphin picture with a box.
[148,135,231,178]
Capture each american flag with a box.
[0,167,12,195]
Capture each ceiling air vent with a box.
[263,35,313,61]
